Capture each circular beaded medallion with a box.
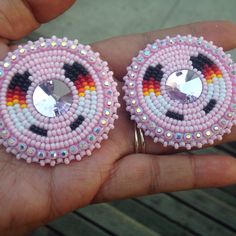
[0,36,119,166]
[123,35,236,149]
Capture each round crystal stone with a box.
[166,69,203,103]
[33,80,73,117]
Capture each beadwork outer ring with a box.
[0,36,120,166]
[123,35,236,150]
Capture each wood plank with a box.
[78,203,159,236]
[222,185,236,197]
[216,143,236,157]
[48,212,109,236]
[190,147,229,155]
[170,190,236,231]
[110,199,195,236]
[29,226,61,236]
[203,189,236,208]
[138,194,235,236]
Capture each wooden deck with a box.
[28,0,236,235]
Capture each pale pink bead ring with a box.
[123,35,236,149]
[0,37,119,166]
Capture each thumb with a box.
[0,0,75,40]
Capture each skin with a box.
[0,1,236,235]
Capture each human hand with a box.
[1,1,236,235]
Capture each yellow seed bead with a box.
[217,74,222,78]
[13,99,19,104]
[90,87,96,91]
[155,92,161,96]
[79,93,85,97]
[149,89,154,92]
[21,104,27,108]
[7,102,13,106]
[207,80,212,84]
[84,86,90,90]
[143,92,149,96]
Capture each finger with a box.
[93,153,236,202]
[25,0,75,22]
[92,20,236,79]
[0,0,75,40]
[0,40,10,60]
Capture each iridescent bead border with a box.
[0,36,120,166]
[123,35,236,149]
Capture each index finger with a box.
[92,21,236,79]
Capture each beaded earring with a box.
[123,35,236,150]
[0,36,120,166]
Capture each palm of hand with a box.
[0,79,133,232]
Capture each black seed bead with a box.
[191,54,216,73]
[203,99,217,114]
[70,115,85,130]
[199,54,214,66]
[144,64,163,81]
[9,71,31,91]
[24,71,31,77]
[65,71,73,77]
[29,125,47,137]
[71,68,78,75]
[73,62,88,75]
[63,62,89,82]
[64,64,69,69]
[166,111,184,121]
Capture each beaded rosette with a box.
[124,35,236,149]
[0,37,119,166]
